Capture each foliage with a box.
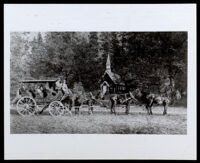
[10,32,187,98]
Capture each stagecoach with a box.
[16,79,71,117]
[15,79,138,117]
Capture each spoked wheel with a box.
[48,101,65,117]
[17,96,37,116]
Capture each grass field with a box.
[10,105,187,134]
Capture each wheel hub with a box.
[24,104,29,109]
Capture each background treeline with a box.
[10,32,187,101]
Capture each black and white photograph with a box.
[10,31,187,134]
[4,4,196,160]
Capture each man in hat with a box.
[55,78,62,91]
[11,83,26,105]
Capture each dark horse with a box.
[61,92,97,115]
[131,88,171,115]
[109,92,138,115]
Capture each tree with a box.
[10,32,187,100]
[10,32,32,97]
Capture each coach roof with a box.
[19,79,57,83]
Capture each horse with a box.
[60,90,74,115]
[74,92,104,115]
[130,88,181,115]
[60,91,97,115]
[109,92,138,115]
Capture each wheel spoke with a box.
[28,107,35,113]
[27,100,32,105]
[28,104,36,107]
[21,109,26,115]
[18,103,25,107]
[23,110,28,115]
[19,101,24,105]
[25,110,30,115]
[18,106,25,111]
[52,108,58,115]
[50,107,56,115]
[54,110,57,115]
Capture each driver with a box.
[60,79,72,101]
[55,78,62,91]
[62,79,70,94]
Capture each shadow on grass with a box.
[111,125,161,134]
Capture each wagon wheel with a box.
[48,101,65,116]
[17,96,37,116]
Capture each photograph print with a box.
[10,31,187,134]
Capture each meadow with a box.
[10,105,187,134]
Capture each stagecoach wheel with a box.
[48,101,65,117]
[17,96,37,116]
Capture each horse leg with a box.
[125,105,128,115]
[146,105,151,115]
[88,107,91,114]
[149,103,153,115]
[110,100,116,115]
[91,105,94,114]
[113,106,116,115]
[88,106,93,115]
[88,100,94,115]
[110,108,113,114]
[125,103,130,115]
[149,106,153,115]
[110,100,114,114]
[75,107,78,115]
[113,102,117,115]
[163,104,167,115]
[68,104,72,116]
[69,100,73,116]
[111,106,114,114]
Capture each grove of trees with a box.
[10,32,187,101]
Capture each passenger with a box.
[50,86,57,96]
[45,82,50,90]
[60,80,72,102]
[62,79,70,95]
[36,85,44,98]
[11,84,26,105]
[40,85,48,98]
[55,78,62,91]
[26,84,36,98]
[45,82,56,96]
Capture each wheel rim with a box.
[49,101,64,116]
[17,96,37,116]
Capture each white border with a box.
[4,4,196,160]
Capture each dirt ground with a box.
[10,106,187,134]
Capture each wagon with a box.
[16,79,72,117]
